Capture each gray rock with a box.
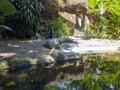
[37,54,56,68]
[44,38,60,49]
[58,38,78,44]
[57,52,83,62]
[60,43,78,51]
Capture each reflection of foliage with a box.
[44,60,120,90]
[84,54,104,62]
[45,17,70,38]
[10,0,44,38]
[44,85,59,90]
[70,80,83,88]
[83,68,120,90]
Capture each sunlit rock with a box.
[59,12,76,33]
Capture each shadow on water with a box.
[0,52,120,90]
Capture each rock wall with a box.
[2,0,90,37]
[41,0,89,34]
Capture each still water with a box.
[0,52,120,90]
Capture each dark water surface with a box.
[0,52,120,90]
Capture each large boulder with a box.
[58,0,87,14]
[44,0,58,14]
[41,0,84,14]
[59,12,76,34]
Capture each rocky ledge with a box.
[0,37,120,70]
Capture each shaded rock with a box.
[37,54,56,68]
[44,0,58,14]
[51,49,60,60]
[44,38,60,49]
[41,0,58,14]
[59,0,87,14]
[0,55,55,70]
[58,37,78,44]
[57,52,82,62]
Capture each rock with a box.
[59,12,76,34]
[58,37,78,44]
[36,54,56,68]
[57,52,82,62]
[44,0,58,14]
[60,41,79,53]
[41,0,87,35]
[59,0,86,14]
[51,49,60,60]
[0,54,56,70]
[44,38,60,49]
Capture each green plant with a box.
[105,0,120,39]
[86,0,120,39]
[0,0,16,18]
[10,0,44,38]
[0,0,16,39]
[45,17,70,38]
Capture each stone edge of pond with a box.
[0,55,56,70]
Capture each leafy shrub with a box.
[105,1,120,39]
[45,17,70,38]
[86,0,120,39]
[10,0,44,38]
[0,0,16,18]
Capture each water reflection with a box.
[0,52,120,90]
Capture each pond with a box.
[0,52,120,90]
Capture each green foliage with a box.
[86,0,120,39]
[88,0,98,9]
[0,0,16,18]
[45,17,70,38]
[105,0,120,39]
[10,0,44,38]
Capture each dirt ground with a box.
[0,39,50,60]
